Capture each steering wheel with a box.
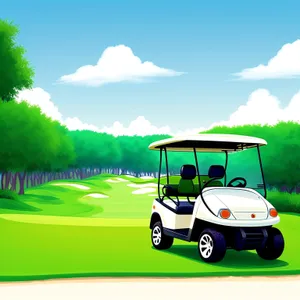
[227,177,247,188]
[161,185,179,206]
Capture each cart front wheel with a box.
[256,227,284,260]
[198,228,227,263]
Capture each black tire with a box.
[198,228,227,263]
[256,227,284,260]
[151,221,174,250]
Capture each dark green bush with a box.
[0,189,18,200]
[267,191,300,213]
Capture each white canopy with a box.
[148,134,267,152]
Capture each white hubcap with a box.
[152,226,162,245]
[199,234,214,258]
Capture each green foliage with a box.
[0,101,75,194]
[45,122,76,172]
[0,189,18,200]
[203,122,300,191]
[68,130,121,169]
[268,191,300,213]
[0,19,34,101]
[0,101,75,173]
[116,134,170,173]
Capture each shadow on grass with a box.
[0,198,41,212]
[27,185,69,193]
[82,180,112,190]
[23,194,63,205]
[129,179,157,184]
[164,245,288,269]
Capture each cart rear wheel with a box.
[151,221,173,250]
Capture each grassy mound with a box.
[0,189,40,212]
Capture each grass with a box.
[18,174,155,218]
[0,173,299,281]
[0,176,117,217]
[0,213,299,280]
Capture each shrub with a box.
[267,191,300,213]
[0,189,18,200]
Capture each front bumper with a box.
[233,227,268,251]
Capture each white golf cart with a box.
[149,134,284,263]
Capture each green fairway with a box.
[0,174,299,281]
[0,174,157,218]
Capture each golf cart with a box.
[148,134,284,263]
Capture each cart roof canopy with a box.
[148,134,267,152]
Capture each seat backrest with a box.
[178,164,196,194]
[208,165,225,179]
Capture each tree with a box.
[68,130,121,178]
[40,122,76,178]
[0,19,34,101]
[0,101,75,194]
[116,135,171,176]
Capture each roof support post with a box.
[158,148,162,200]
[257,145,267,199]
[193,148,201,192]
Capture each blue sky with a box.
[3,0,300,134]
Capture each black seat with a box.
[208,165,225,179]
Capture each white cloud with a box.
[65,116,207,137]
[99,116,172,136]
[66,116,173,137]
[15,87,98,131]
[234,39,300,80]
[58,45,184,86]
[64,117,101,132]
[16,88,63,121]
[209,88,300,128]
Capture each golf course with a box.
[1,173,300,282]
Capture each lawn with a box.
[0,174,299,281]
[0,174,156,218]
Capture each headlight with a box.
[218,209,231,219]
[269,208,278,218]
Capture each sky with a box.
[3,0,300,136]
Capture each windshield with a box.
[196,147,265,197]
[225,147,265,197]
